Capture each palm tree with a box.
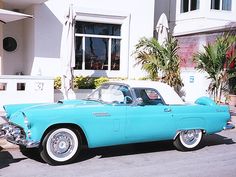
[134,35,183,92]
[193,34,236,102]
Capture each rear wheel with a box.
[40,128,81,165]
[174,129,203,151]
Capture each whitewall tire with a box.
[40,127,81,165]
[174,129,203,151]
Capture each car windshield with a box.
[86,84,132,104]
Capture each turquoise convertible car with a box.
[0,80,234,165]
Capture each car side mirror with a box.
[135,97,144,106]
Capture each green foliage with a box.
[54,76,111,89]
[94,77,109,88]
[54,76,61,89]
[73,76,96,89]
[134,35,183,92]
[193,34,236,102]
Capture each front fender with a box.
[4,103,43,119]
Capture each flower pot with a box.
[228,94,236,106]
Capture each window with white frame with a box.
[211,0,231,11]
[181,0,200,13]
[74,21,121,71]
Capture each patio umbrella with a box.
[61,4,76,99]
[0,9,33,23]
[156,13,169,46]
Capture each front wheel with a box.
[173,129,203,151]
[40,128,81,165]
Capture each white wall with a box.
[30,0,155,78]
[0,75,54,111]
[2,21,25,75]
[174,0,236,36]
[181,68,211,102]
[24,6,35,75]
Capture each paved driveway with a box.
[0,129,236,177]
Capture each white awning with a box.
[0,9,33,23]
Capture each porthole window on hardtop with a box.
[74,21,121,71]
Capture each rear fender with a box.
[195,97,216,106]
[174,117,206,139]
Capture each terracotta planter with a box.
[228,94,236,106]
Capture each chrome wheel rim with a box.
[46,128,78,162]
[179,129,202,149]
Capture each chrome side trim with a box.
[93,112,111,117]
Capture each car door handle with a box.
[164,108,171,112]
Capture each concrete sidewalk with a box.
[1,107,236,150]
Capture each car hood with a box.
[4,99,103,119]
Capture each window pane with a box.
[111,39,120,70]
[75,21,121,36]
[190,0,199,10]
[211,0,220,9]
[85,37,108,70]
[222,0,231,10]
[17,83,25,91]
[75,37,83,69]
[181,0,189,13]
[134,88,163,105]
[0,83,7,91]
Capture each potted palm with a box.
[194,34,236,103]
[133,35,183,93]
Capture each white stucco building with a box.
[0,0,236,107]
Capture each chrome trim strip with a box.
[93,112,111,117]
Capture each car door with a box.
[125,88,176,142]
[85,84,132,148]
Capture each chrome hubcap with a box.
[50,132,74,158]
[181,130,200,146]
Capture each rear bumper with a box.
[223,122,235,130]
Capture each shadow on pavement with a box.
[1,133,233,165]
[0,147,26,169]
[19,146,45,164]
[74,140,176,163]
[202,133,235,147]
[75,133,235,163]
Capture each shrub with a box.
[54,76,61,89]
[94,77,109,88]
[73,76,96,89]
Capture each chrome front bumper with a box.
[0,123,40,148]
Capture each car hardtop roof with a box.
[106,80,171,89]
[104,80,185,105]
